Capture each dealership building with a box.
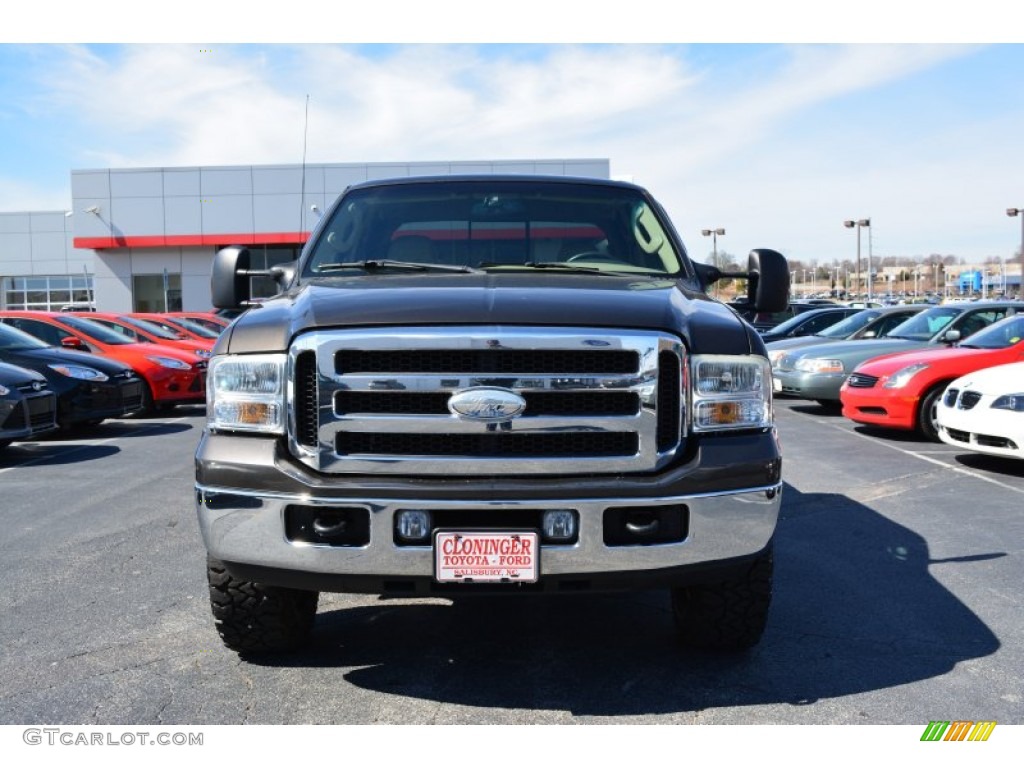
[0,158,610,313]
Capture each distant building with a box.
[1,159,610,312]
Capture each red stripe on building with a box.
[74,232,311,250]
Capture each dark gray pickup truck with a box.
[197,175,789,655]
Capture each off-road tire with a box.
[207,557,319,654]
[671,543,773,651]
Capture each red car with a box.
[0,311,206,411]
[840,313,1024,440]
[130,313,222,343]
[88,312,214,359]
[165,311,230,334]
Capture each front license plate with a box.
[434,531,539,583]
[773,376,782,392]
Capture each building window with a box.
[132,273,182,312]
[242,245,301,299]
[1,275,94,310]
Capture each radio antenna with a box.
[299,94,310,239]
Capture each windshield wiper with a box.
[316,260,480,274]
[482,261,663,276]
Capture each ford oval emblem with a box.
[448,387,527,422]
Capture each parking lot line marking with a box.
[790,408,1024,498]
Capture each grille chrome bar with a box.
[288,326,684,475]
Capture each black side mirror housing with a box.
[744,249,790,312]
[211,247,298,309]
[211,247,252,310]
[696,248,790,313]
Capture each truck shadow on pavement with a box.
[250,483,1001,717]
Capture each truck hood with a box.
[220,273,759,356]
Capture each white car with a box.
[936,361,1024,459]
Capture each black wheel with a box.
[671,543,773,651]
[917,385,945,442]
[134,383,155,417]
[207,557,319,654]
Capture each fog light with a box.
[542,509,577,543]
[396,510,432,543]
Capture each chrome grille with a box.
[288,327,684,476]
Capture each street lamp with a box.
[844,218,871,300]
[1007,208,1024,299]
[702,228,725,297]
[701,228,725,264]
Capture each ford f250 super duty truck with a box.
[197,175,789,655]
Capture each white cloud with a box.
[12,43,1021,263]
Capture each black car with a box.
[0,361,58,449]
[759,305,862,343]
[0,323,144,428]
[728,300,821,332]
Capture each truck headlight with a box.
[691,355,772,432]
[208,354,286,433]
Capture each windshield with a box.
[818,309,879,338]
[303,180,688,277]
[59,315,133,345]
[167,316,219,339]
[120,317,179,340]
[0,323,50,351]
[959,314,1024,349]
[886,306,961,341]
[766,312,820,335]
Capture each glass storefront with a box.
[1,275,93,310]
[246,245,301,299]
[132,273,182,312]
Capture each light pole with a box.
[702,228,725,297]
[1007,208,1024,299]
[701,228,725,266]
[844,218,871,300]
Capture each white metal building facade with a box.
[0,158,610,312]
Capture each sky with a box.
[2,3,1023,271]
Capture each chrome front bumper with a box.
[196,483,782,584]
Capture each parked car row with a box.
[766,300,1024,461]
[0,310,226,450]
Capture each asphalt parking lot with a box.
[0,399,1021,726]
